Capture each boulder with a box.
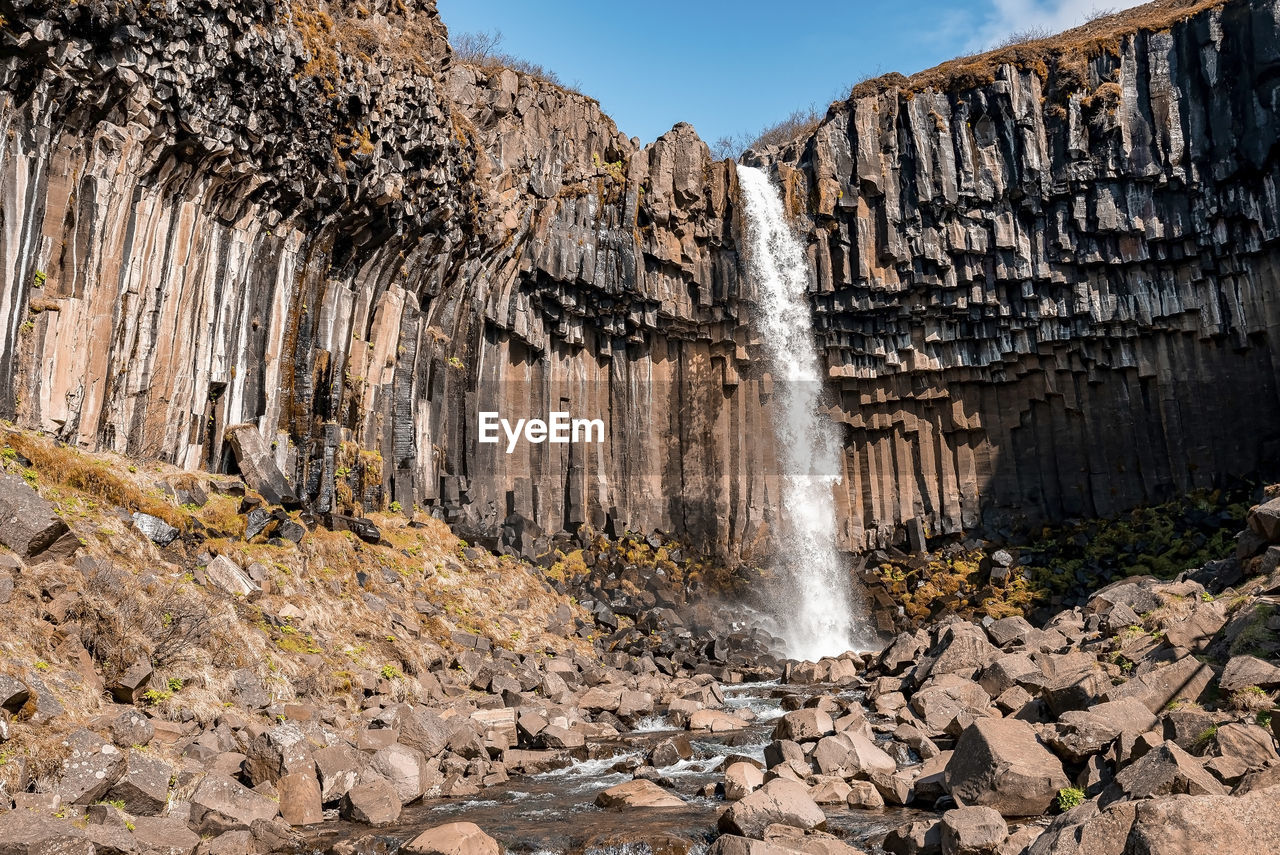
[944,718,1069,817]
[985,617,1034,649]
[594,778,685,808]
[1219,655,1280,692]
[689,709,750,732]
[1106,740,1226,801]
[1209,723,1279,770]
[191,774,280,829]
[883,820,942,855]
[649,734,694,767]
[940,806,1008,855]
[709,835,865,855]
[718,778,826,838]
[1029,785,1280,855]
[810,779,852,805]
[930,624,1000,677]
[106,660,154,704]
[910,675,995,736]
[1106,655,1214,712]
[403,822,502,855]
[203,554,259,598]
[773,709,834,742]
[0,813,91,854]
[725,761,765,800]
[1247,497,1280,541]
[370,743,428,804]
[341,778,403,826]
[129,816,201,854]
[226,424,296,506]
[108,708,155,747]
[314,743,367,802]
[132,512,180,547]
[0,473,81,563]
[846,780,885,809]
[0,675,30,713]
[1045,699,1156,763]
[277,771,324,826]
[104,748,171,815]
[55,739,125,804]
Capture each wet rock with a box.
[945,718,1069,817]
[649,734,694,767]
[594,778,685,808]
[718,778,826,837]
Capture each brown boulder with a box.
[940,806,1008,855]
[340,778,403,826]
[944,718,1069,817]
[0,473,81,563]
[718,778,826,838]
[594,778,686,809]
[277,771,323,826]
[403,822,502,855]
[772,709,834,742]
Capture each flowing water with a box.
[312,682,924,855]
[737,165,875,660]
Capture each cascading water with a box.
[737,165,873,661]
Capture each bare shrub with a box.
[992,26,1054,49]
[452,28,570,90]
[712,107,824,160]
[69,566,232,681]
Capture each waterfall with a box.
[737,165,872,661]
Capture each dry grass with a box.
[3,430,184,528]
[849,0,1228,99]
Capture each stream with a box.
[311,682,929,855]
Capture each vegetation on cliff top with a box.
[850,0,1229,99]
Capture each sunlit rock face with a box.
[2,0,1279,560]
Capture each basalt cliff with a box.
[2,0,1279,564]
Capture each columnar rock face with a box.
[2,0,1279,559]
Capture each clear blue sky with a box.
[436,0,1143,146]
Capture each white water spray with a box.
[737,165,872,661]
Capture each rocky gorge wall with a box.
[2,0,1279,562]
